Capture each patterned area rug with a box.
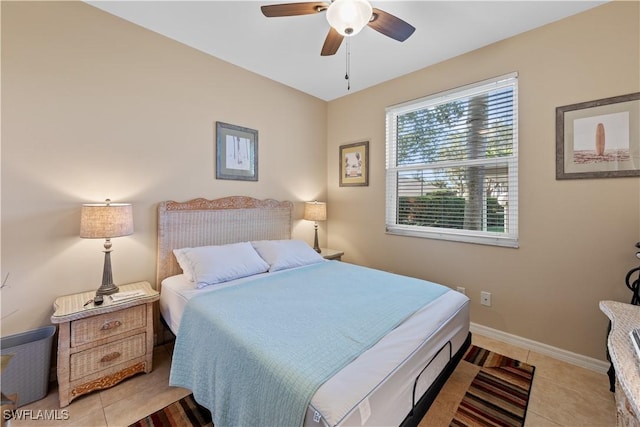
[129,346,534,427]
[450,345,535,427]
[129,394,212,427]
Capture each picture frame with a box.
[339,141,369,187]
[215,121,258,181]
[556,92,640,179]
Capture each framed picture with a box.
[216,121,258,181]
[556,92,640,179]
[339,141,369,187]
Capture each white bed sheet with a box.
[160,271,271,335]
[160,266,470,427]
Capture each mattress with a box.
[160,265,469,427]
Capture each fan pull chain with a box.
[345,37,351,91]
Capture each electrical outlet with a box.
[456,287,466,295]
[480,291,492,306]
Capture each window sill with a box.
[385,225,519,248]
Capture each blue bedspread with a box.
[169,261,449,427]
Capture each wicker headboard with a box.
[156,196,293,290]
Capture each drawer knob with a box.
[101,320,122,331]
[100,352,121,363]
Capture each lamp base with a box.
[313,225,321,253]
[97,246,119,296]
[96,283,119,296]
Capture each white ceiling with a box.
[86,1,607,101]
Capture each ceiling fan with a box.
[261,0,416,56]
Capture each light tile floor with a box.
[473,335,616,427]
[11,334,617,426]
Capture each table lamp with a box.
[80,199,133,295]
[303,201,327,253]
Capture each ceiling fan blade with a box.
[321,27,344,56]
[261,2,329,17]
[368,8,416,42]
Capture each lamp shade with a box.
[325,0,372,36]
[304,201,327,222]
[80,201,134,239]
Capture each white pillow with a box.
[251,239,325,272]
[173,248,196,282]
[173,242,270,288]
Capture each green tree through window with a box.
[386,73,518,247]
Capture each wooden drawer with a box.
[69,333,146,381]
[52,282,159,407]
[71,305,146,347]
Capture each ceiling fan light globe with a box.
[326,0,372,37]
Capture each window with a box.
[385,73,518,247]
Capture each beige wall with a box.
[1,2,327,335]
[2,1,639,362]
[327,1,640,360]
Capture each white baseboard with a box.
[470,322,610,374]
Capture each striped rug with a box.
[129,346,534,427]
[129,394,212,427]
[451,345,535,427]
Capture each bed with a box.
[156,196,470,427]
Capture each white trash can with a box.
[1,326,56,407]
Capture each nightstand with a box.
[600,301,640,425]
[320,248,344,261]
[51,281,159,407]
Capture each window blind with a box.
[385,73,519,247]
